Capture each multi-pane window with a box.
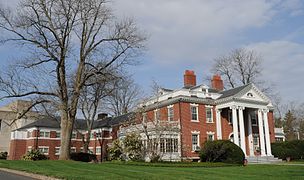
[207,134,214,141]
[190,105,198,121]
[154,109,160,121]
[159,138,178,153]
[90,132,95,139]
[228,110,232,124]
[160,139,165,153]
[96,147,101,154]
[192,134,199,151]
[27,146,32,152]
[70,147,76,153]
[253,135,259,146]
[250,112,258,126]
[72,132,77,139]
[168,106,174,121]
[38,146,49,155]
[56,132,61,138]
[55,147,60,155]
[206,107,213,123]
[88,147,94,154]
[39,131,50,138]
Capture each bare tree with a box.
[106,75,142,116]
[0,0,145,160]
[78,69,117,153]
[212,48,262,88]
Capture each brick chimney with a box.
[184,70,196,87]
[211,74,224,91]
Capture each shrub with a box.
[0,152,8,160]
[272,140,304,160]
[108,139,123,161]
[70,152,97,162]
[21,150,47,161]
[199,140,245,164]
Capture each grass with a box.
[0,160,303,180]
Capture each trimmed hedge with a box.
[271,140,304,160]
[70,152,97,162]
[199,140,245,164]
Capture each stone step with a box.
[246,156,283,164]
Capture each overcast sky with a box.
[1,0,304,104]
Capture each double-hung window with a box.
[192,134,199,151]
[39,131,50,138]
[167,106,174,121]
[38,146,49,155]
[190,104,198,121]
[206,107,213,123]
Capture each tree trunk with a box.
[59,111,73,160]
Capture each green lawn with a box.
[0,160,303,180]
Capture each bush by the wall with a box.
[0,152,8,160]
[272,140,304,160]
[70,152,97,162]
[21,150,47,161]
[199,140,245,164]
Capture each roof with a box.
[18,113,135,131]
[218,84,251,99]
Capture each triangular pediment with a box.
[236,84,270,103]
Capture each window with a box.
[27,131,32,138]
[39,131,50,138]
[190,105,198,121]
[207,132,214,141]
[0,119,2,130]
[166,138,173,153]
[96,147,101,154]
[253,135,259,146]
[90,132,95,139]
[228,110,232,124]
[72,132,77,139]
[56,132,61,138]
[206,107,213,123]
[160,139,165,153]
[192,134,199,151]
[80,147,84,152]
[250,112,258,126]
[70,147,76,153]
[160,138,178,153]
[38,146,49,155]
[154,109,160,121]
[55,147,60,155]
[27,146,32,152]
[167,106,174,121]
[142,113,147,123]
[88,147,94,154]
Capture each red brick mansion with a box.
[7,70,276,162]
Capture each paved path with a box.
[0,170,35,180]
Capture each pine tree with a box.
[283,110,296,141]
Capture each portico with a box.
[215,84,274,157]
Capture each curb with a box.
[0,168,61,180]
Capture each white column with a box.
[231,106,239,146]
[263,109,272,156]
[238,106,246,156]
[258,109,266,156]
[247,112,254,156]
[216,109,222,140]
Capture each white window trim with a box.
[191,132,200,152]
[27,146,32,152]
[167,105,174,121]
[71,132,77,139]
[205,106,213,123]
[154,109,160,121]
[96,146,101,155]
[55,147,60,155]
[88,147,94,154]
[38,146,49,155]
[39,131,50,138]
[70,147,76,153]
[190,105,199,122]
[207,131,215,141]
[55,131,61,138]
